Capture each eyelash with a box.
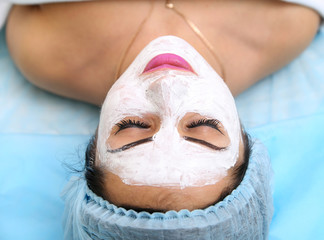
[187,119,223,134]
[115,118,222,134]
[115,119,150,134]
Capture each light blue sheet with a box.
[0,24,323,240]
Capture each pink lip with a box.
[143,53,195,74]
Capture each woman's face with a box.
[97,36,243,210]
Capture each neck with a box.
[115,0,226,81]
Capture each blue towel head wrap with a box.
[61,139,273,240]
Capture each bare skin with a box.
[4,0,320,211]
[102,112,240,211]
[102,137,245,212]
[6,0,320,105]
[103,168,234,212]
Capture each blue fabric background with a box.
[0,24,323,239]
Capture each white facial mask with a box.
[97,36,241,188]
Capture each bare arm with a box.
[6,0,321,105]
[210,0,321,96]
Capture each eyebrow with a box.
[107,137,153,153]
[183,136,227,151]
[108,135,226,154]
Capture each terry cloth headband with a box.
[61,139,273,240]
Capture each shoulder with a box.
[223,1,321,95]
[0,0,88,30]
[282,0,324,19]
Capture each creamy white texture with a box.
[97,36,241,188]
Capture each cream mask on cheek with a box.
[97,36,242,188]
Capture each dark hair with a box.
[215,130,252,202]
[84,130,253,208]
[84,133,106,199]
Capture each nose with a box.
[146,77,189,117]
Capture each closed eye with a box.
[115,119,150,135]
[186,119,224,135]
